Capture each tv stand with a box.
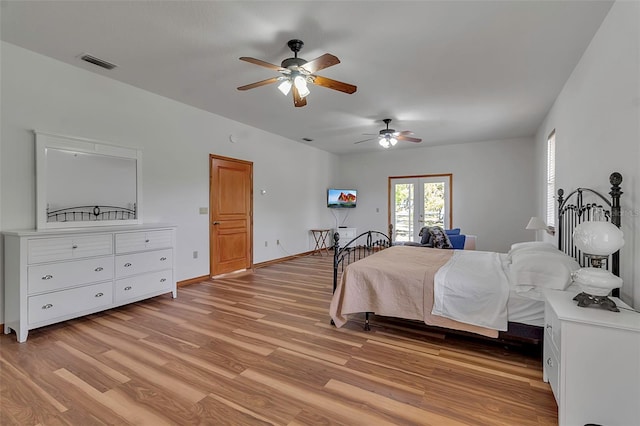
[335,227,356,241]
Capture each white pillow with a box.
[507,241,559,261]
[508,250,581,290]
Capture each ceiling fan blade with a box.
[397,135,422,143]
[398,130,414,135]
[237,77,280,91]
[312,76,357,94]
[300,54,340,74]
[293,85,307,107]
[354,138,375,144]
[239,57,283,71]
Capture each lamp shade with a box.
[277,79,292,96]
[526,216,547,230]
[573,221,624,256]
[293,75,310,98]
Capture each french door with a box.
[389,174,452,242]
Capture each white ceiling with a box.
[0,1,614,154]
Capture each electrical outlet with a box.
[193,251,198,259]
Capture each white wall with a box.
[0,41,3,330]
[335,137,536,253]
[0,42,339,322]
[534,0,639,307]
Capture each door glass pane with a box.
[393,183,413,242]
[423,182,445,228]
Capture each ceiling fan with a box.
[355,119,423,148]
[237,39,357,107]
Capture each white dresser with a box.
[3,224,177,342]
[543,289,640,426]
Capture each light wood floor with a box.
[0,253,558,425]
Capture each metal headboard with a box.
[332,230,392,293]
[47,204,137,222]
[557,172,622,295]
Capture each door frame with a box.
[209,154,253,277]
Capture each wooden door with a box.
[209,155,253,276]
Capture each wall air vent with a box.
[79,54,117,70]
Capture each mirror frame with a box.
[35,131,143,230]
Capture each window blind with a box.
[546,130,556,227]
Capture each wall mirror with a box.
[36,131,142,230]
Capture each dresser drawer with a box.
[28,282,113,325]
[115,229,174,253]
[544,337,561,403]
[544,303,561,353]
[115,249,172,278]
[28,256,114,294]
[115,270,172,303]
[28,234,113,264]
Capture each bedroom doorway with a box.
[209,155,253,277]
[389,174,452,242]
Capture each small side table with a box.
[310,229,331,255]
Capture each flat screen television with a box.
[327,189,357,208]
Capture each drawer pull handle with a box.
[95,292,104,297]
[42,274,54,280]
[160,257,167,261]
[160,278,167,282]
[42,303,53,310]
[145,239,150,243]
[72,245,78,249]
[124,286,132,291]
[95,267,104,272]
[124,263,132,267]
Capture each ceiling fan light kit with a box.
[238,39,357,107]
[379,135,398,149]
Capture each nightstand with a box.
[543,289,640,426]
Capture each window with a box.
[546,130,556,227]
[389,174,452,242]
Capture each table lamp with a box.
[525,216,554,235]
[571,220,624,311]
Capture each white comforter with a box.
[432,250,510,331]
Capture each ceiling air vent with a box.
[79,54,117,70]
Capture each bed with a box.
[329,172,623,344]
